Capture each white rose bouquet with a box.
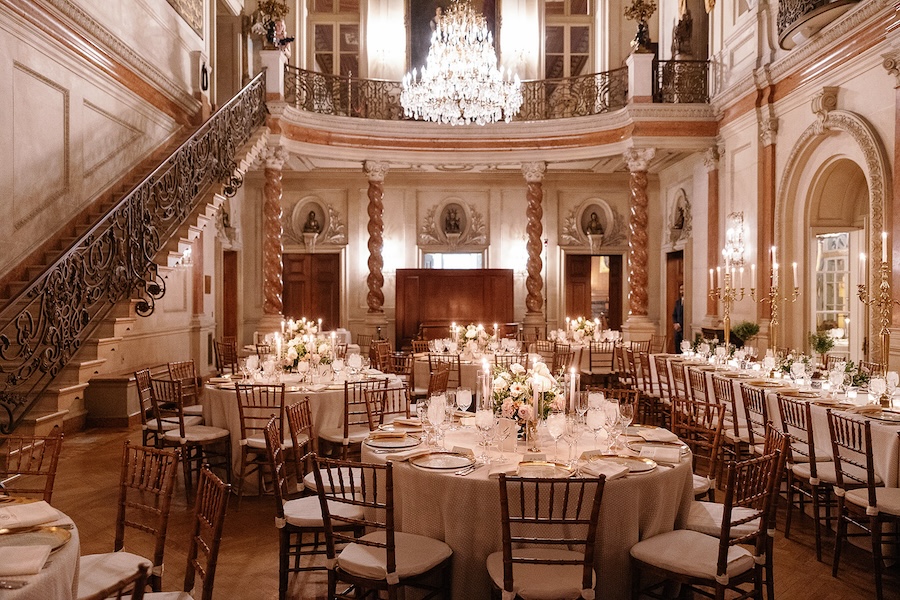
[282,336,333,370]
[491,361,563,423]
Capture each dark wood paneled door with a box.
[564,254,623,330]
[283,253,340,330]
[565,254,592,317]
[666,251,685,352]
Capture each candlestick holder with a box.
[751,271,800,352]
[708,271,745,350]
[857,258,899,364]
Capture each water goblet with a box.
[575,391,589,422]
[546,410,566,461]
[493,418,514,464]
[456,387,473,413]
[474,408,495,463]
[586,405,606,451]
[602,399,620,453]
[562,415,582,467]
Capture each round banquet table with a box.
[0,505,80,600]
[202,372,401,477]
[362,427,693,600]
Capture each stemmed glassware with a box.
[562,415,582,467]
[618,402,635,433]
[546,409,566,461]
[586,398,607,451]
[602,399,620,453]
[574,391,589,423]
[493,418,513,464]
[428,394,447,449]
[456,387,472,415]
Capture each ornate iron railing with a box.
[776,0,858,48]
[0,73,267,433]
[284,66,630,121]
[654,60,710,103]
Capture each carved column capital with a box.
[265,144,288,170]
[521,161,546,183]
[759,117,779,147]
[809,86,838,136]
[882,52,900,87]
[623,148,656,172]
[704,146,720,172]
[364,160,390,182]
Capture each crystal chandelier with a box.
[401,0,523,126]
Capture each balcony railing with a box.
[0,73,267,433]
[653,60,710,104]
[284,66,630,121]
[777,0,859,49]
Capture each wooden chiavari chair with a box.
[0,426,64,503]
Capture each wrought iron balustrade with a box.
[654,60,710,104]
[777,0,858,49]
[0,73,267,433]
[284,66,630,121]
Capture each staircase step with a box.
[54,358,107,385]
[83,336,123,364]
[93,316,137,338]
[17,409,70,436]
[34,381,89,415]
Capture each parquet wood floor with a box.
[49,426,899,599]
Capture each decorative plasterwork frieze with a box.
[882,51,900,88]
[418,201,488,247]
[39,0,199,113]
[810,86,839,134]
[704,146,720,172]
[759,117,779,147]
[559,201,627,248]
[283,197,348,247]
[165,0,203,37]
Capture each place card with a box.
[638,446,682,464]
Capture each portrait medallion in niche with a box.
[418,200,487,247]
[285,198,348,250]
[559,200,626,249]
[668,189,691,246]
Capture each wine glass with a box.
[562,415,582,467]
[586,404,606,451]
[618,402,635,432]
[428,395,447,449]
[575,391,589,422]
[456,387,473,413]
[602,399,620,453]
[474,408,495,463]
[546,410,566,461]
[493,418,514,463]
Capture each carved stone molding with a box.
[811,86,839,134]
[559,201,627,248]
[623,147,656,172]
[265,144,288,170]
[284,197,347,247]
[704,146,720,172]
[759,117,779,147]
[418,201,488,247]
[364,160,390,182]
[777,108,890,356]
[883,52,900,88]
[666,188,692,247]
[522,161,546,183]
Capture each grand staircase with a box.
[0,73,269,435]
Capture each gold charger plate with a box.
[516,461,576,478]
[604,455,657,474]
[746,380,786,388]
[0,497,40,505]
[780,390,820,398]
[409,452,475,470]
[869,409,900,423]
[0,526,71,551]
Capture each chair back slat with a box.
[365,386,412,426]
[740,383,769,448]
[671,397,724,482]
[235,383,286,444]
[649,334,667,354]
[185,466,230,600]
[0,427,64,503]
[711,374,741,438]
[529,340,556,365]
[213,339,238,375]
[427,362,452,396]
[428,353,461,388]
[717,451,781,561]
[669,359,688,399]
[168,360,200,406]
[775,394,822,472]
[687,366,709,403]
[498,475,606,594]
[589,341,615,374]
[653,355,672,399]
[285,399,316,486]
[149,378,187,439]
[494,353,529,369]
[552,349,576,375]
[826,410,877,504]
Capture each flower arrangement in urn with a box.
[569,316,598,342]
[491,361,564,423]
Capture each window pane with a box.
[313,0,334,13]
[339,0,359,12]
[570,26,590,53]
[339,24,359,52]
[545,0,565,16]
[422,253,484,269]
[315,53,334,74]
[339,54,358,77]
[545,26,564,53]
[570,0,589,14]
[314,24,333,52]
[570,55,588,77]
[545,55,564,79]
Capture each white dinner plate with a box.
[409,452,475,470]
[365,435,421,450]
[603,455,657,474]
[869,409,900,423]
[516,461,575,478]
[0,526,71,551]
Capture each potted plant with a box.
[731,321,759,348]
[808,330,835,369]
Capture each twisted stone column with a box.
[262,145,287,320]
[522,162,546,334]
[622,148,656,341]
[364,161,389,314]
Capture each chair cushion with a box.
[303,467,364,493]
[283,495,365,528]
[183,404,204,417]
[146,416,202,432]
[486,548,595,600]
[318,426,371,445]
[337,530,452,582]
[163,425,229,443]
[790,461,837,485]
[142,593,192,600]
[693,474,711,496]
[844,487,900,516]
[630,529,755,582]
[78,552,153,600]
[685,501,761,538]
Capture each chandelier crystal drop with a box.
[400,0,523,126]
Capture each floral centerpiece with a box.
[284,317,318,338]
[461,323,490,350]
[570,316,597,342]
[281,335,333,371]
[491,361,564,425]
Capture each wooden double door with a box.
[565,254,623,330]
[282,253,340,330]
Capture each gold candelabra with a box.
[709,269,744,349]
[751,264,800,352]
[857,256,898,364]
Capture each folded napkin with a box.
[383,448,432,462]
[842,404,882,415]
[0,545,52,576]
[459,416,476,428]
[580,459,628,481]
[393,417,422,427]
[208,376,231,384]
[450,446,475,458]
[0,501,60,530]
[306,383,327,392]
[638,446,682,464]
[368,431,407,440]
[638,428,679,443]
[489,463,520,478]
